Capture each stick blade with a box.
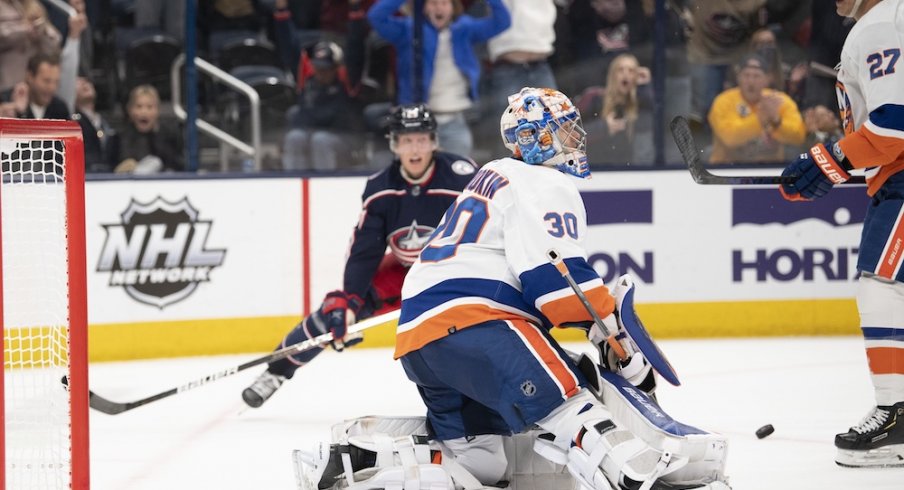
[87,392,131,415]
[61,375,129,415]
[669,116,708,185]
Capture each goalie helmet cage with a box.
[0,118,89,490]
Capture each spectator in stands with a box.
[367,0,510,158]
[801,0,853,112]
[0,51,70,119]
[201,0,265,55]
[273,0,369,100]
[72,76,117,172]
[748,26,807,107]
[802,103,843,148]
[482,0,559,152]
[0,81,26,117]
[749,28,784,90]
[708,53,805,164]
[0,0,62,91]
[134,0,185,42]
[45,0,93,76]
[567,0,631,66]
[273,0,376,49]
[57,3,88,112]
[567,0,653,86]
[682,0,766,128]
[115,84,184,173]
[579,52,652,165]
[282,40,361,171]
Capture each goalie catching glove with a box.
[310,290,365,351]
[780,140,852,201]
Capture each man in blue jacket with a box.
[367,0,510,157]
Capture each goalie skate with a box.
[835,402,904,468]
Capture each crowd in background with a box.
[0,0,851,173]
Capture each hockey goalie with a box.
[294,88,731,490]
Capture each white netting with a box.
[2,137,72,489]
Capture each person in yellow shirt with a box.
[708,53,806,163]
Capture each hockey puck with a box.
[756,424,775,439]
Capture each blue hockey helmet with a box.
[500,87,589,178]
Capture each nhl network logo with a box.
[97,197,226,309]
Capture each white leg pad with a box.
[535,389,673,489]
[296,416,581,490]
[575,352,728,486]
[534,378,728,490]
[505,430,580,489]
[440,436,507,485]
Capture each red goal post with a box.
[0,118,89,489]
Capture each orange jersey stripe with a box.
[394,304,525,358]
[866,347,904,375]
[507,319,580,398]
[838,126,904,196]
[540,285,615,327]
[877,211,904,279]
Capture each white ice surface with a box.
[89,337,903,489]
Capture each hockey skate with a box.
[835,402,904,468]
[242,371,287,408]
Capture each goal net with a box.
[1,118,89,489]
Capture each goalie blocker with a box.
[293,354,729,490]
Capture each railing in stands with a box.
[171,54,262,172]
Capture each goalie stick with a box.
[547,249,681,386]
[66,309,400,415]
[546,249,628,361]
[669,115,867,186]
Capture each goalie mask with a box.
[500,87,589,179]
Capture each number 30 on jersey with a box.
[421,196,488,262]
[420,197,580,262]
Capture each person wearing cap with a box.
[282,40,362,171]
[707,53,806,164]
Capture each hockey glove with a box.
[317,290,364,351]
[780,141,852,201]
[601,344,657,397]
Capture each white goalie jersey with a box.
[395,157,615,358]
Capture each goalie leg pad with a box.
[294,434,456,490]
[534,385,729,490]
[506,430,579,489]
[584,356,728,486]
[440,436,508,485]
[297,416,584,490]
[534,390,682,489]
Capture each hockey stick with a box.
[669,115,866,185]
[69,309,401,415]
[546,249,628,361]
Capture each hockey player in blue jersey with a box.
[242,104,476,408]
